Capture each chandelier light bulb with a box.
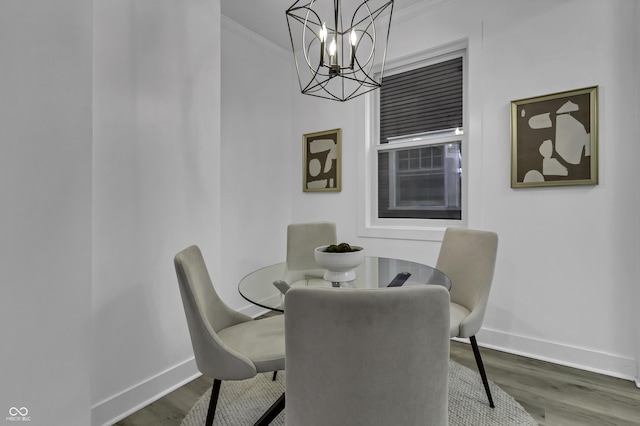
[319,23,327,43]
[349,29,358,69]
[329,37,337,67]
[329,37,337,56]
[319,23,327,65]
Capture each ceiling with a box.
[221,0,428,50]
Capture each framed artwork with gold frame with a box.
[510,86,598,188]
[303,128,341,192]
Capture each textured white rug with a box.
[181,361,537,426]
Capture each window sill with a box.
[357,221,451,242]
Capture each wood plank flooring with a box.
[115,340,640,426]
[450,342,640,426]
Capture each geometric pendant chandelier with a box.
[286,0,394,102]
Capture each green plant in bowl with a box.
[324,242,362,253]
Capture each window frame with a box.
[359,43,468,241]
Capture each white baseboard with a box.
[473,327,637,382]
[238,296,281,318]
[91,357,201,426]
[238,303,271,318]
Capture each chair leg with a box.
[206,379,222,426]
[272,371,278,381]
[469,336,495,408]
[253,392,285,426]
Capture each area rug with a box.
[181,361,536,426]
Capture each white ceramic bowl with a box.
[314,245,365,283]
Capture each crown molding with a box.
[393,0,458,23]
[221,15,289,57]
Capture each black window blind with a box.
[380,57,463,144]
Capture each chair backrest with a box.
[435,227,498,337]
[174,245,256,380]
[285,286,450,426]
[286,221,337,271]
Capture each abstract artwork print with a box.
[511,87,598,188]
[303,128,341,192]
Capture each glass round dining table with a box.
[238,256,451,312]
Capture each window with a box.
[361,47,466,239]
[379,137,463,220]
[378,55,464,220]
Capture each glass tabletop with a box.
[238,256,451,312]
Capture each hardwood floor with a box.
[115,340,640,426]
[450,342,640,426]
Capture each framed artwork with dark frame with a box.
[303,128,341,192]
[510,86,598,188]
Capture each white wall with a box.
[91,6,294,425]
[220,18,294,316]
[0,1,93,425]
[467,0,638,379]
[91,1,222,424]
[635,1,640,388]
[0,1,290,423]
[291,0,640,381]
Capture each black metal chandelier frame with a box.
[286,0,394,102]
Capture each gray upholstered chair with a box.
[285,221,337,274]
[285,286,450,426]
[436,227,499,408]
[174,245,285,426]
